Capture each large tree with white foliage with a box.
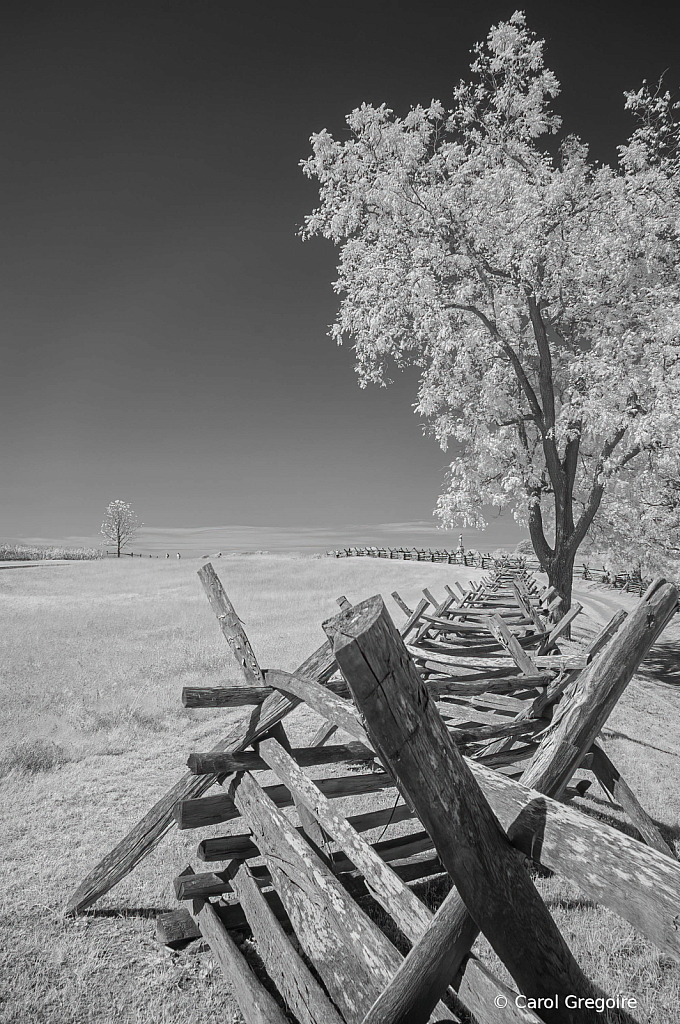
[301,12,680,610]
[101,500,139,557]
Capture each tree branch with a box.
[526,293,556,428]
[443,301,546,427]
[569,427,628,554]
[528,497,553,568]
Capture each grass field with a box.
[1,554,679,1023]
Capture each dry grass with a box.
[1,555,679,1023]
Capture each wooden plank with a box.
[589,742,675,858]
[178,847,445,904]
[268,679,368,856]
[451,691,531,712]
[511,579,543,630]
[230,861,345,1024]
[449,717,548,747]
[469,744,541,770]
[331,596,607,1024]
[228,771,407,1024]
[310,719,338,746]
[175,770,396,830]
[182,674,350,708]
[427,675,549,697]
[193,897,289,1024]
[156,906,201,948]
[199,827,436,870]
[266,720,330,857]
[485,614,540,676]
[197,562,265,684]
[584,608,627,662]
[400,597,430,640]
[538,601,583,653]
[182,685,272,707]
[420,616,532,633]
[256,737,434,944]
[226,764,465,1023]
[183,803,415,880]
[439,705,520,729]
[439,608,529,621]
[464,759,680,957]
[406,645,586,670]
[522,579,678,798]
[359,884,477,1024]
[264,668,367,742]
[187,740,375,776]
[416,633,548,655]
[391,591,413,617]
[414,592,457,641]
[458,958,546,1024]
[529,609,629,721]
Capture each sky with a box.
[2,0,679,554]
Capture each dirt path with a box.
[0,559,72,569]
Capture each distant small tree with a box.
[101,500,139,557]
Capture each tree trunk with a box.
[546,548,575,616]
[117,537,121,557]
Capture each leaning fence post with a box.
[330,596,607,1024]
[521,578,678,798]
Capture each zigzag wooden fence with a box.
[327,548,653,594]
[327,546,496,566]
[65,563,679,1024]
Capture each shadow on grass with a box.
[0,739,72,778]
[636,639,680,688]
[575,791,680,847]
[542,897,601,912]
[83,906,173,919]
[600,727,680,759]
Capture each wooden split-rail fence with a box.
[327,546,497,566]
[64,563,679,1024]
[328,548,654,594]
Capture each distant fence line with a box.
[325,546,651,595]
[327,546,496,567]
[105,551,160,558]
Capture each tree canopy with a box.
[301,12,680,604]
[101,499,139,557]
